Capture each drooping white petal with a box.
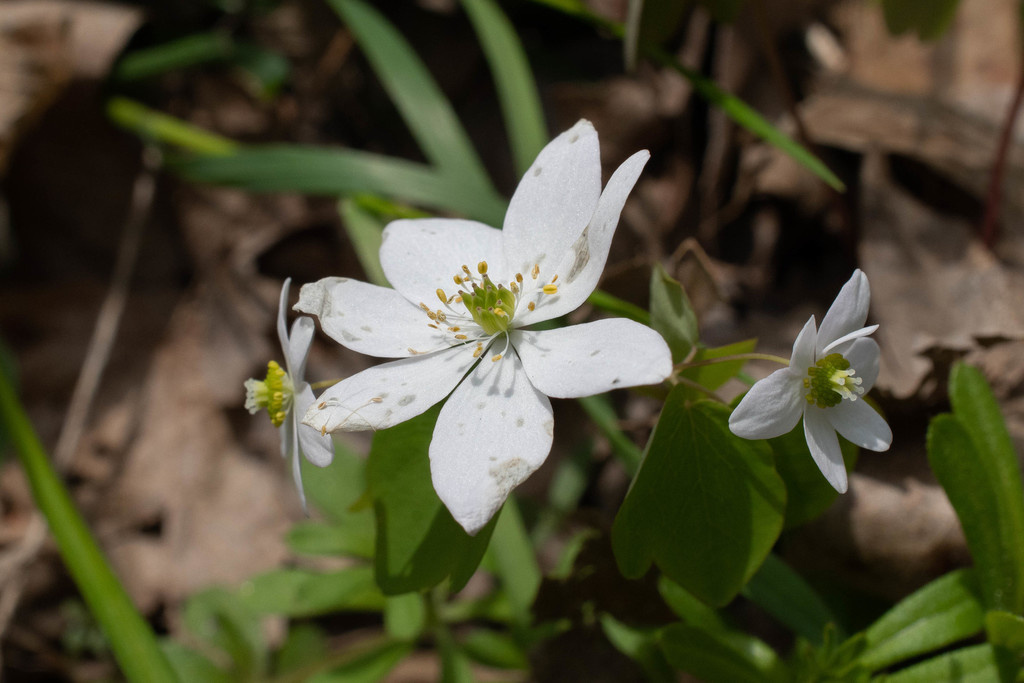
[380,218,507,305]
[295,277,454,358]
[515,149,651,325]
[825,399,892,453]
[803,408,848,493]
[817,269,870,354]
[285,317,315,380]
[513,319,671,398]
[277,278,293,357]
[502,120,601,278]
[294,383,334,467]
[430,351,554,535]
[791,316,817,372]
[822,324,878,355]
[843,337,881,392]
[729,368,805,439]
[303,345,478,433]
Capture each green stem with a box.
[586,289,650,325]
[676,352,790,372]
[107,96,237,156]
[0,371,177,682]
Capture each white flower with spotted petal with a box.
[728,269,892,493]
[245,278,334,506]
[297,120,672,534]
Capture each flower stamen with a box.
[803,353,865,409]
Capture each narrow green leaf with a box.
[326,0,493,192]
[384,592,427,641]
[587,289,651,325]
[107,97,237,156]
[658,576,729,633]
[612,393,786,606]
[488,496,541,624]
[171,145,508,225]
[287,519,374,559]
[161,641,233,683]
[649,263,699,363]
[461,628,529,669]
[929,366,1024,614]
[768,423,858,529]
[0,369,178,683]
[114,32,234,81]
[308,640,414,683]
[659,622,787,683]
[275,623,330,677]
[987,611,1024,656]
[240,566,385,616]
[600,614,675,683]
[183,588,267,679]
[743,553,839,645]
[860,569,984,671]
[460,0,547,176]
[367,406,496,594]
[881,0,961,40]
[883,643,1012,683]
[338,198,389,287]
[577,394,643,475]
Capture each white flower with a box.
[296,120,672,534]
[729,269,892,493]
[245,278,334,506]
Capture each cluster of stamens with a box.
[803,353,864,409]
[417,260,560,362]
[244,360,294,427]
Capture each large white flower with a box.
[297,120,672,534]
[245,278,334,505]
[729,269,892,493]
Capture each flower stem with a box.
[676,352,790,372]
[0,370,177,682]
[310,378,343,390]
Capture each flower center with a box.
[244,360,294,427]
[803,353,864,409]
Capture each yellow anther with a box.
[318,401,326,409]
[516,273,523,283]
[454,274,463,285]
[495,307,507,318]
[436,288,447,303]
[436,311,447,322]
[478,261,488,275]
[542,284,558,294]
[462,264,472,276]
[449,326,460,332]
[551,274,558,283]
[454,295,463,303]
[370,397,384,403]
[491,354,503,362]
[428,323,439,329]
[472,344,483,358]
[510,282,519,293]
[528,302,536,311]
[455,334,468,340]
[321,426,327,436]
[531,264,540,279]
[426,310,437,321]
[419,302,430,312]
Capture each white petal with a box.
[817,269,870,354]
[430,351,553,535]
[303,345,477,433]
[513,319,671,398]
[729,368,805,439]
[791,316,817,372]
[822,324,878,355]
[294,384,334,467]
[515,149,650,325]
[277,278,293,355]
[503,120,601,278]
[803,408,848,493]
[285,317,315,380]
[380,218,507,305]
[295,277,455,358]
[826,399,891,452]
[843,337,880,392]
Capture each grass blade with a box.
[460,0,548,176]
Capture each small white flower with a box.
[729,269,892,493]
[296,120,672,534]
[245,278,334,505]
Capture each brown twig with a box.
[980,64,1024,249]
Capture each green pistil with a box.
[244,360,294,427]
[460,276,516,335]
[803,353,863,409]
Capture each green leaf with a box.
[114,32,235,81]
[367,406,496,594]
[658,576,729,633]
[577,394,643,476]
[742,553,839,645]
[384,592,427,641]
[183,588,267,679]
[107,97,237,156]
[461,628,529,669]
[624,0,691,71]
[326,0,493,192]
[768,423,858,528]
[929,364,1024,613]
[679,339,757,396]
[883,644,1012,683]
[240,566,386,616]
[659,622,787,683]
[587,289,651,325]
[160,641,233,683]
[275,623,330,676]
[860,569,984,671]
[338,198,389,287]
[881,0,961,40]
[460,0,547,176]
[171,145,508,225]
[987,610,1024,656]
[488,496,541,624]
[612,393,786,606]
[601,614,675,683]
[287,520,375,559]
[308,640,414,683]
[649,263,699,363]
